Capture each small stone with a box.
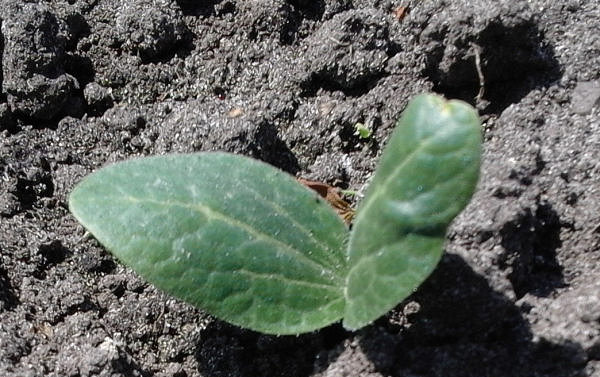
[571,81,600,115]
[84,83,113,113]
[156,362,186,377]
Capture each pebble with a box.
[571,80,600,114]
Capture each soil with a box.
[1,0,599,376]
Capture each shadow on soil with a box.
[427,19,562,115]
[251,122,300,175]
[499,202,566,299]
[194,254,585,377]
[175,0,229,16]
[0,264,19,311]
[360,254,585,377]
[195,321,347,377]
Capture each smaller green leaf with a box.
[69,153,348,335]
[354,122,372,139]
[343,94,482,330]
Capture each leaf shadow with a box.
[195,321,348,377]
[358,253,586,377]
[192,254,586,377]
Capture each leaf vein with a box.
[232,268,342,291]
[120,196,344,282]
[239,183,345,267]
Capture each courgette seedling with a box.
[69,93,481,335]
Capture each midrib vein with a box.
[117,195,343,283]
[239,183,347,268]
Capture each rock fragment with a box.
[571,80,600,115]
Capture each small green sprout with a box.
[353,122,372,139]
[69,94,481,335]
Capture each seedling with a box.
[69,94,481,335]
[353,122,372,139]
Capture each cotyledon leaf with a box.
[69,152,348,335]
[343,94,482,330]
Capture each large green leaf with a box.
[70,93,481,335]
[69,153,348,335]
[343,94,481,329]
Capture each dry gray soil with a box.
[1,0,600,376]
